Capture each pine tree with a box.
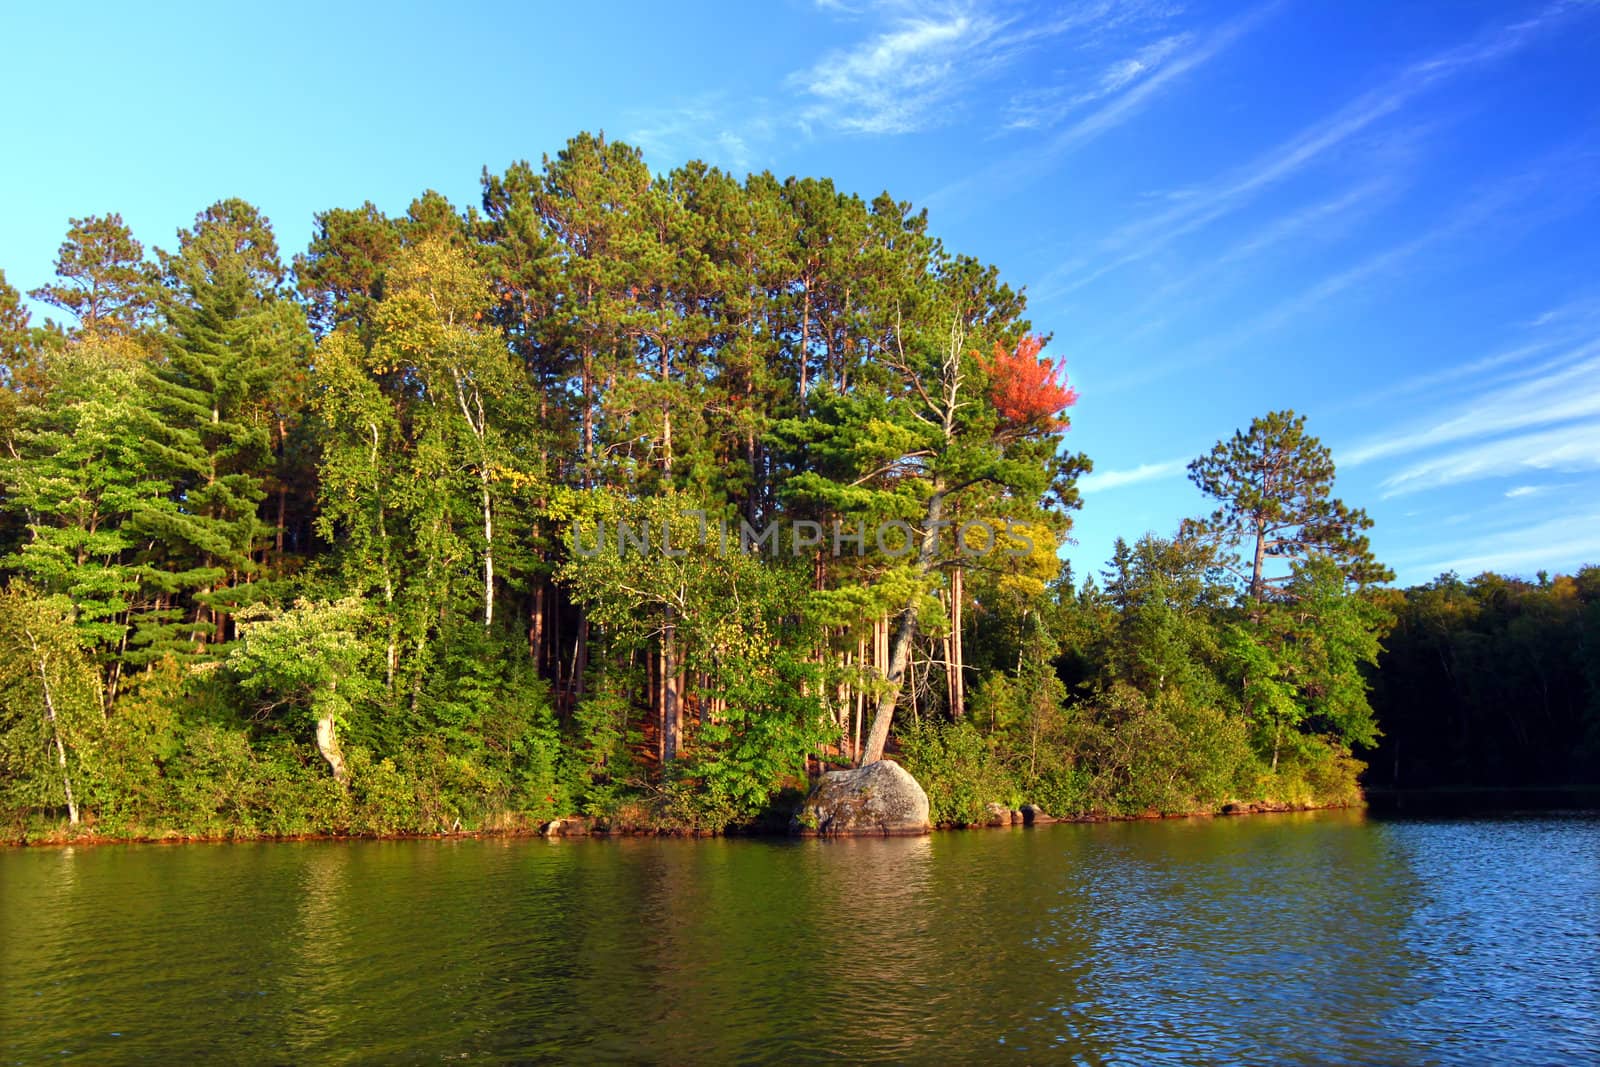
[1186,410,1390,602]
[0,270,45,399]
[1187,411,1393,770]
[293,202,402,336]
[132,199,311,661]
[0,339,165,698]
[28,214,156,337]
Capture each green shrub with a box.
[899,719,1015,826]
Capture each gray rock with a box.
[792,760,932,836]
[984,801,1012,827]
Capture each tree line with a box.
[0,131,1590,839]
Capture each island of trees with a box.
[1,133,1596,840]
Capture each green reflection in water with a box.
[2,811,1596,1064]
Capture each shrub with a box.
[899,719,1015,826]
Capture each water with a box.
[2,811,1597,1064]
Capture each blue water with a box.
[2,810,1596,1063]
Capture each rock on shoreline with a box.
[791,760,932,836]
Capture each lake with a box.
[3,810,1597,1064]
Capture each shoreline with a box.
[3,797,1365,850]
[18,786,1598,850]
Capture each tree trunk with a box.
[315,709,348,784]
[950,567,965,719]
[530,582,545,672]
[661,611,681,764]
[581,336,595,488]
[481,478,494,628]
[860,608,917,765]
[1250,520,1267,608]
[574,613,589,700]
[26,630,78,825]
[859,487,947,764]
[799,289,811,398]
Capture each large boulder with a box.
[792,760,932,836]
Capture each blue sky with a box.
[3,0,1598,585]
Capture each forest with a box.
[1,132,1596,841]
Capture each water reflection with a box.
[1,812,1596,1064]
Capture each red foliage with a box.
[976,335,1077,433]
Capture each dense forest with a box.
[1,133,1596,841]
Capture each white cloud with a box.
[1505,485,1543,498]
[924,3,1274,211]
[1348,340,1600,466]
[625,97,769,172]
[790,7,1003,134]
[791,0,1195,136]
[1078,457,1188,492]
[1176,142,1600,379]
[1050,11,1269,149]
[1040,1,1586,295]
[1378,420,1600,496]
[1063,178,1395,353]
[1003,33,1191,131]
[1397,509,1600,581]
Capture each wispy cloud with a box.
[1392,508,1600,582]
[1003,33,1191,131]
[791,0,1185,136]
[1158,138,1600,378]
[1078,159,1579,399]
[1063,177,1395,357]
[1046,7,1276,153]
[924,3,1272,210]
[1078,457,1188,492]
[1040,1,1586,295]
[1347,338,1600,467]
[625,97,771,172]
[1525,289,1600,330]
[1378,420,1600,496]
[792,7,999,134]
[1505,485,1544,498]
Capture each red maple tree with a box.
[976,335,1078,433]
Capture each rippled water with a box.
[3,811,1597,1064]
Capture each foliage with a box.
[0,586,102,824]
[1,132,1535,843]
[976,335,1077,434]
[899,719,1014,826]
[1366,567,1600,787]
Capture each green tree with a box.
[0,339,167,699]
[229,597,377,783]
[782,259,1081,764]
[294,202,402,336]
[1187,410,1390,602]
[1,270,35,373]
[134,199,312,661]
[28,213,156,337]
[0,586,102,825]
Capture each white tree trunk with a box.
[24,630,78,825]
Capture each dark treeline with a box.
[1367,570,1600,789]
[0,132,1592,840]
